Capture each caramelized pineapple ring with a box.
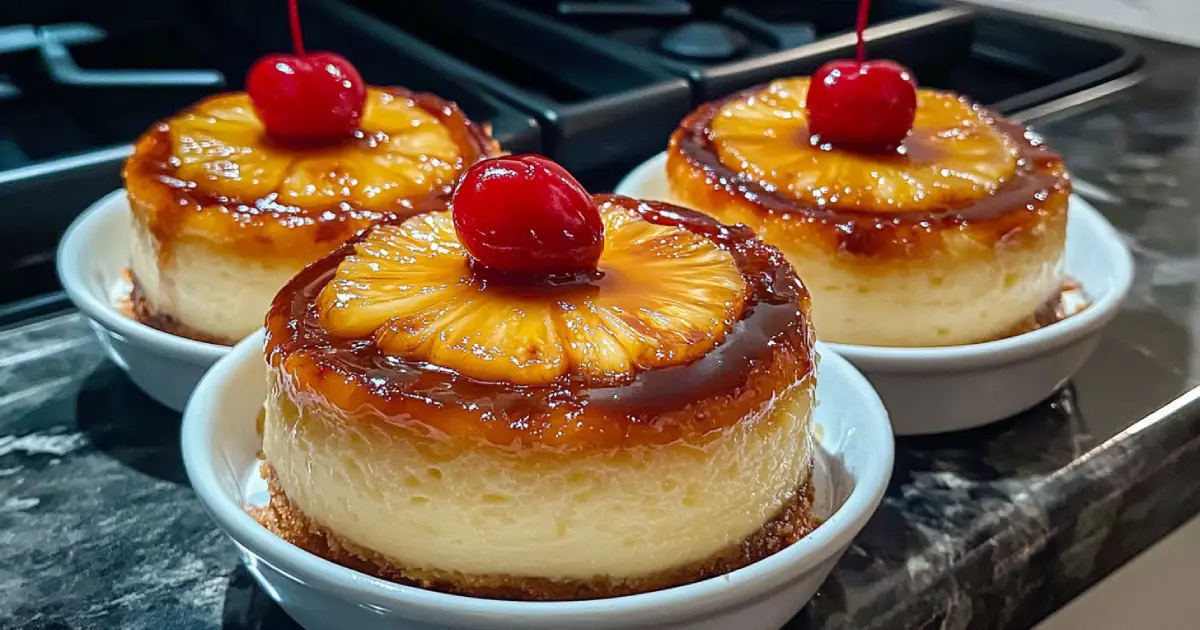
[170,89,464,210]
[317,201,747,386]
[124,87,496,262]
[711,78,1021,212]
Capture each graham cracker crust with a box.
[996,278,1088,341]
[128,270,235,346]
[252,462,818,601]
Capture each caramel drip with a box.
[265,196,813,422]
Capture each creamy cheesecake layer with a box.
[129,217,301,344]
[638,184,1065,346]
[782,232,1065,346]
[261,368,815,581]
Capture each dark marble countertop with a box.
[4,33,1200,630]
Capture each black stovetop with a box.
[0,0,1143,306]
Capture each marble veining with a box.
[5,36,1200,630]
[0,316,231,630]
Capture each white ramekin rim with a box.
[55,189,228,365]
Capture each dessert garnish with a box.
[246,0,366,144]
[452,155,604,278]
[804,0,917,150]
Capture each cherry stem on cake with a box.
[246,0,366,144]
[804,0,917,152]
[452,155,605,281]
[855,0,870,62]
[288,0,306,56]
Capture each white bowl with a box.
[56,190,228,412]
[182,330,894,630]
[615,153,1135,435]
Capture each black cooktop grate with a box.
[0,0,1143,305]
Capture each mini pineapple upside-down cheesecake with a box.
[122,24,497,345]
[666,59,1071,347]
[257,155,820,600]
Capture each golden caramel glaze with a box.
[123,87,498,264]
[667,78,1072,262]
[265,195,815,452]
[255,463,818,601]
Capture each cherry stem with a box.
[855,0,871,63]
[288,0,307,57]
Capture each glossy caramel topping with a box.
[265,196,814,450]
[171,88,482,209]
[317,200,746,386]
[122,87,496,259]
[711,78,1020,212]
[669,79,1070,259]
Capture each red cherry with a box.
[805,59,917,150]
[247,52,365,143]
[245,0,365,144]
[452,155,604,277]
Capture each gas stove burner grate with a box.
[0,22,224,98]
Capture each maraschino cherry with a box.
[246,0,366,144]
[452,155,604,277]
[805,0,917,150]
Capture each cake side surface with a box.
[261,368,816,588]
[255,459,817,601]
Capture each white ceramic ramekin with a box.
[182,331,894,630]
[615,153,1135,435]
[56,190,228,412]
